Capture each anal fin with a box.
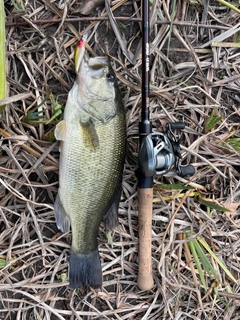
[103,189,121,232]
[54,192,71,233]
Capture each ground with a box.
[1,0,240,319]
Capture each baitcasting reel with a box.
[138,122,195,177]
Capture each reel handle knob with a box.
[168,122,185,130]
[178,165,195,177]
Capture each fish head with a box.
[74,42,120,122]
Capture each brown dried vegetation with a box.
[1,0,240,319]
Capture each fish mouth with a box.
[76,53,109,79]
[87,56,109,79]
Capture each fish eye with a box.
[106,73,115,82]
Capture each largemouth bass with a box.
[54,36,126,289]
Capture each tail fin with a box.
[69,249,102,289]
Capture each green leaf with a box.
[187,237,207,290]
[217,0,240,14]
[22,94,63,125]
[155,183,195,191]
[197,236,237,284]
[107,232,114,247]
[204,110,223,133]
[118,23,129,30]
[0,258,6,268]
[198,196,231,212]
[193,238,218,279]
[11,0,25,10]
[225,285,233,294]
[56,273,67,282]
[223,138,240,152]
[168,184,195,190]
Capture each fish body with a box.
[54,38,126,288]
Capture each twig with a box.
[5,18,230,30]
[0,128,58,166]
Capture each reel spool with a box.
[138,122,195,178]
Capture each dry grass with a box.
[1,0,240,319]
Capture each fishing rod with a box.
[137,0,195,291]
[137,0,154,291]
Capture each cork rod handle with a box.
[137,188,154,290]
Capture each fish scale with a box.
[54,42,126,288]
[60,115,125,254]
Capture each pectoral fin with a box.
[54,192,71,233]
[54,120,67,141]
[80,119,99,150]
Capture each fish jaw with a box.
[72,35,118,123]
[73,54,121,123]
